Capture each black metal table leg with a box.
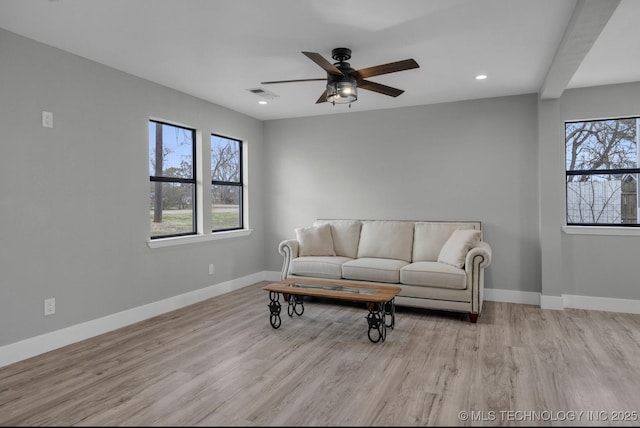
[366,302,387,343]
[384,298,395,329]
[287,295,304,317]
[268,291,282,329]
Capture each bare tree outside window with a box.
[211,134,243,231]
[149,120,196,238]
[565,118,639,225]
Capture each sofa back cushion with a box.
[412,222,481,262]
[314,220,362,259]
[357,220,414,262]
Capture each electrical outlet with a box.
[44,298,56,316]
[209,263,214,275]
[42,111,53,128]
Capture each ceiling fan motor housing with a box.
[261,47,419,105]
[331,47,352,62]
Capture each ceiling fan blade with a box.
[358,80,405,97]
[261,78,326,85]
[352,59,419,79]
[315,89,328,104]
[302,51,344,77]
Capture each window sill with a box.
[147,229,253,248]
[562,226,640,236]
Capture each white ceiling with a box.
[0,0,638,121]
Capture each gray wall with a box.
[3,25,639,350]
[548,82,640,300]
[0,29,265,346]
[263,95,541,294]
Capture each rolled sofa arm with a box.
[278,239,299,280]
[465,241,492,270]
[465,241,492,318]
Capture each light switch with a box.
[42,111,53,128]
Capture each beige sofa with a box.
[278,219,492,322]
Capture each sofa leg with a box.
[468,313,479,323]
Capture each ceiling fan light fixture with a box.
[327,78,357,105]
[261,48,419,106]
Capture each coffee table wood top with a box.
[263,278,401,303]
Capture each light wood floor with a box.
[1,281,639,426]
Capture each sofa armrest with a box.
[278,239,299,280]
[465,241,492,270]
[464,241,492,316]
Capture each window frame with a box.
[564,115,640,227]
[149,119,198,239]
[210,133,244,233]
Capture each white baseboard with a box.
[263,277,640,315]
[489,288,640,314]
[262,271,282,282]
[484,288,540,306]
[2,274,638,368]
[540,294,565,310]
[0,271,277,369]
[562,294,640,314]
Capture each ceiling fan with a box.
[261,47,419,106]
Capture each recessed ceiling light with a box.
[475,74,488,80]
[258,100,268,105]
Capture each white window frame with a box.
[147,119,251,248]
[563,115,640,235]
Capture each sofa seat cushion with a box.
[342,257,408,283]
[400,261,467,290]
[290,256,353,279]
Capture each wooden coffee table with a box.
[262,278,401,343]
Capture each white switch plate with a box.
[42,111,53,128]
[209,264,214,275]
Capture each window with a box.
[211,134,243,232]
[565,117,639,226]
[149,120,196,238]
